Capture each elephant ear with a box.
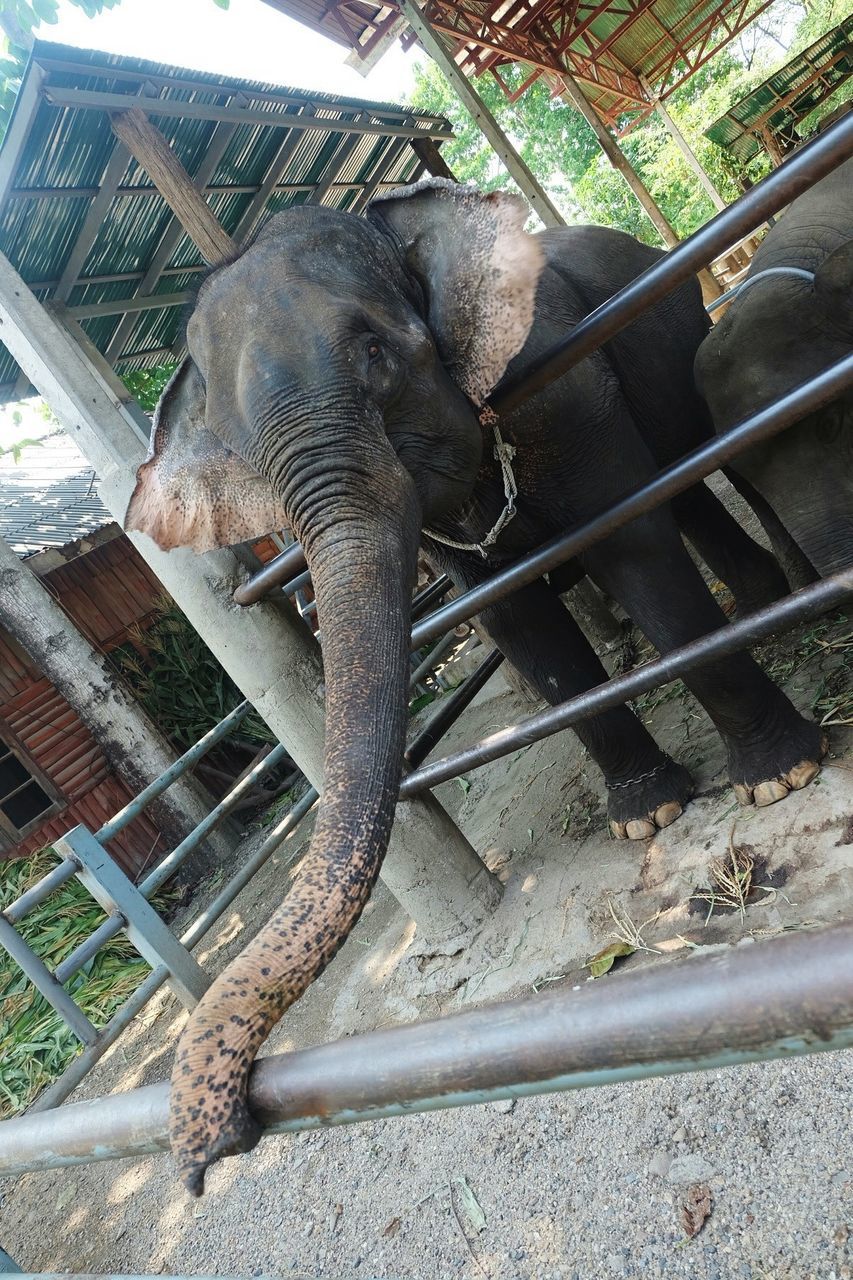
[125,358,288,553]
[814,240,853,335]
[367,178,545,406]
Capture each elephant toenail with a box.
[610,820,628,840]
[625,818,656,840]
[786,760,821,790]
[733,783,754,806]
[654,801,682,829]
[753,779,790,807]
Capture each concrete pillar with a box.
[646,90,727,212]
[0,250,500,939]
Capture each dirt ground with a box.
[1,596,851,1280]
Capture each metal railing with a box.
[0,109,851,1180]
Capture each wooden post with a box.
[759,125,786,169]
[110,107,236,265]
[558,73,678,248]
[410,136,458,181]
[396,0,566,228]
[646,89,727,211]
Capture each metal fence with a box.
[0,594,488,1113]
[0,109,851,1181]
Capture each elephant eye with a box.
[367,340,382,360]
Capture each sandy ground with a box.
[0,600,851,1280]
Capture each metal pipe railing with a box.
[410,352,853,649]
[401,570,852,797]
[409,629,459,689]
[96,700,254,843]
[231,112,853,611]
[4,918,852,1177]
[491,111,853,414]
[2,858,79,925]
[0,917,98,1046]
[405,648,505,768]
[140,742,290,898]
[54,913,125,985]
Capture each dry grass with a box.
[693,826,755,924]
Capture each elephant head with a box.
[696,239,853,577]
[125,179,544,1194]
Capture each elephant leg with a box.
[432,553,694,840]
[722,466,819,591]
[670,480,789,614]
[581,509,826,809]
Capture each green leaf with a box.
[587,941,635,979]
[212,0,230,7]
[30,0,60,25]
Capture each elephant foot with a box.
[731,728,829,809]
[608,758,694,841]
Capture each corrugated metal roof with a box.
[705,16,853,162]
[0,41,452,402]
[0,431,112,555]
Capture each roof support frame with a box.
[396,0,567,227]
[41,86,454,140]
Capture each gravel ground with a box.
[0,603,850,1280]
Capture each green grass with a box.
[0,847,173,1118]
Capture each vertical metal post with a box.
[0,916,98,1046]
[54,826,210,1009]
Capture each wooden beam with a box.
[642,79,726,212]
[53,139,132,303]
[557,73,678,248]
[110,107,236,266]
[396,0,566,228]
[104,118,238,361]
[409,136,457,180]
[44,86,454,140]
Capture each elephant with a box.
[695,155,853,581]
[125,179,826,1194]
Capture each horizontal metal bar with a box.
[139,743,290,898]
[233,118,852,618]
[11,178,427,202]
[53,913,125,985]
[411,574,453,622]
[28,264,205,292]
[35,53,449,126]
[2,857,78,924]
[411,352,853,649]
[42,87,454,141]
[282,568,311,596]
[406,648,505,768]
[234,543,307,605]
[69,290,190,319]
[96,700,253,843]
[0,916,98,1046]
[3,918,852,1177]
[492,111,853,414]
[402,570,852,797]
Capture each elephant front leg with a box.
[582,514,827,810]
[438,564,695,840]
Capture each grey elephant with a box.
[125,180,825,1193]
[696,155,853,581]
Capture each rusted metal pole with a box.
[2,920,852,1178]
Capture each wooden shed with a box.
[0,431,165,877]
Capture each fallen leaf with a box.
[453,1176,487,1233]
[587,941,635,978]
[382,1217,401,1238]
[679,1183,712,1238]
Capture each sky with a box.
[36,0,422,103]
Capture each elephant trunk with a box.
[169,450,422,1196]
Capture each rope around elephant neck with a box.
[423,407,518,559]
[733,266,815,300]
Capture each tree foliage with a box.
[408,0,851,243]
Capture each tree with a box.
[407,1,851,241]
